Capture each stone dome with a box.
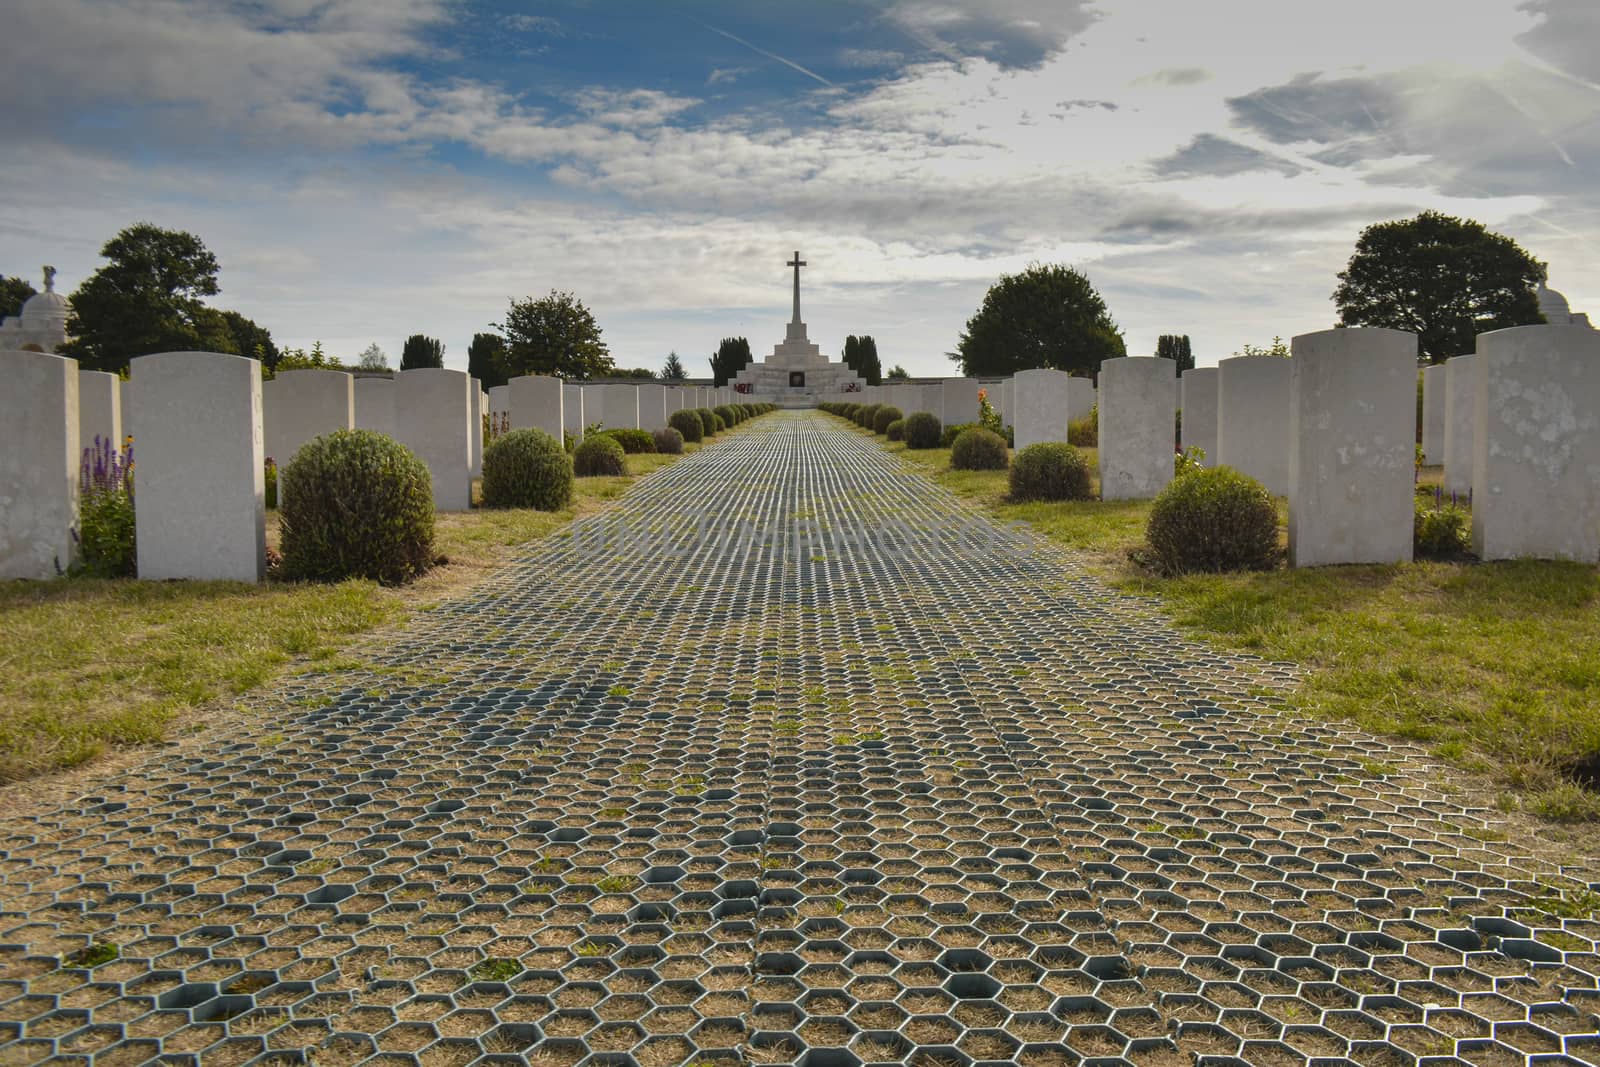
[20,287,69,327]
[1538,283,1572,324]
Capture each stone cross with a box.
[787,251,805,324]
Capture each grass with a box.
[884,421,1600,832]
[0,443,707,786]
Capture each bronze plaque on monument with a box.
[789,371,806,388]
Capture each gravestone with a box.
[1180,367,1218,460]
[1217,355,1291,495]
[563,383,585,441]
[395,368,472,511]
[638,384,669,431]
[264,369,354,471]
[510,375,564,441]
[1443,353,1477,494]
[1421,363,1446,464]
[1289,328,1416,567]
[1098,357,1175,500]
[78,369,122,451]
[354,377,395,438]
[0,351,78,579]
[488,384,510,423]
[1012,368,1072,450]
[1068,381,1095,423]
[470,378,484,479]
[593,383,639,430]
[1473,324,1600,561]
[941,378,980,427]
[997,379,1013,426]
[129,351,265,581]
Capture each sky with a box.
[2,0,1596,377]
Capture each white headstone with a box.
[395,368,472,512]
[510,374,564,442]
[1180,367,1219,460]
[1472,324,1600,561]
[129,351,265,581]
[1420,363,1446,464]
[593,383,639,430]
[997,379,1013,425]
[264,369,354,471]
[354,377,395,437]
[1098,356,1175,501]
[563,383,585,440]
[1067,380,1096,423]
[1289,329,1416,567]
[469,378,484,479]
[941,378,980,427]
[638,384,669,431]
[1217,355,1291,495]
[489,384,510,422]
[1442,353,1477,494]
[78,369,122,453]
[0,351,78,579]
[1012,368,1073,451]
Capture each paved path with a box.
[2,411,1597,1067]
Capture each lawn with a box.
[886,422,1600,829]
[0,445,697,785]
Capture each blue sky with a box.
[2,0,1596,377]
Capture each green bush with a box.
[481,428,573,511]
[264,458,278,510]
[599,427,657,454]
[652,427,685,454]
[714,404,739,427]
[1146,466,1279,574]
[885,418,906,442]
[872,406,903,434]
[1068,404,1098,448]
[1415,501,1471,558]
[573,435,627,477]
[711,412,726,433]
[903,411,942,449]
[669,409,704,443]
[279,430,435,585]
[941,422,978,448]
[1009,442,1092,502]
[694,408,717,437]
[950,427,1009,470]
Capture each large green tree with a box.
[710,336,752,386]
[0,275,36,320]
[495,291,613,380]
[400,334,445,370]
[953,264,1126,376]
[1155,334,1193,372]
[886,364,910,379]
[661,351,687,380]
[218,309,279,369]
[467,332,507,386]
[1333,211,1546,363]
[62,223,230,373]
[856,335,881,384]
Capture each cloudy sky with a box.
[2,0,1595,376]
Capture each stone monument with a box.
[733,251,866,403]
[0,266,71,353]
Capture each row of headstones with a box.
[0,349,744,583]
[831,325,1600,565]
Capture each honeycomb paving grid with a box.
[2,409,1598,1067]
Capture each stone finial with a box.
[42,265,56,292]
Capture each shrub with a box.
[1068,404,1098,447]
[1146,466,1278,574]
[652,427,684,454]
[481,428,573,511]
[885,418,906,442]
[1009,442,1092,502]
[669,409,704,443]
[714,404,739,427]
[694,408,717,437]
[599,427,657,454]
[1415,501,1471,558]
[903,411,942,449]
[264,457,278,510]
[573,435,627,477]
[73,435,136,578]
[941,422,978,448]
[279,430,435,585]
[872,406,903,434]
[950,427,1009,470]
[711,412,726,433]
[1174,446,1206,477]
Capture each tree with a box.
[467,332,507,387]
[1333,210,1547,364]
[841,335,861,375]
[61,223,227,373]
[611,367,657,379]
[0,275,36,320]
[856,335,882,385]
[268,341,336,379]
[357,343,389,371]
[1155,334,1193,372]
[1230,336,1290,358]
[495,290,613,380]
[219,309,279,369]
[952,263,1126,377]
[886,364,910,379]
[661,351,687,380]
[400,334,444,370]
[710,336,752,386]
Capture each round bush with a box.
[950,427,1009,471]
[710,412,726,433]
[652,427,684,454]
[573,435,627,477]
[903,411,942,449]
[872,406,903,434]
[1009,442,1092,502]
[600,427,657,454]
[695,408,717,437]
[669,409,704,443]
[481,428,573,511]
[714,404,739,427]
[860,404,884,428]
[279,430,435,585]
[1146,466,1279,574]
[885,418,906,442]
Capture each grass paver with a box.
[1,411,1597,1066]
